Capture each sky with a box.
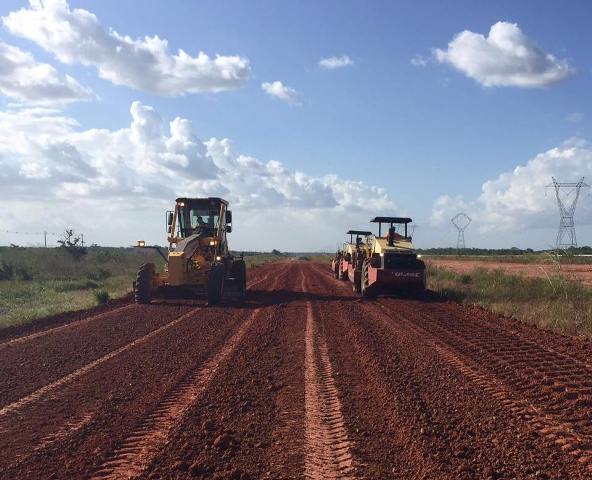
[0,0,591,251]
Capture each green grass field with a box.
[0,246,163,328]
[0,247,326,328]
[423,253,592,264]
[427,264,592,338]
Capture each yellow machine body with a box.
[134,196,246,305]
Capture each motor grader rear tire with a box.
[207,264,225,305]
[135,263,155,304]
[232,259,247,297]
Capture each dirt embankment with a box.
[1,261,592,479]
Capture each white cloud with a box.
[429,194,471,227]
[431,139,592,237]
[2,0,250,95]
[435,21,573,87]
[410,54,429,67]
[0,101,394,249]
[0,41,93,106]
[565,112,584,123]
[261,81,302,106]
[319,55,354,69]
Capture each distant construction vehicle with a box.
[361,217,426,296]
[334,217,425,297]
[332,230,372,292]
[134,197,246,305]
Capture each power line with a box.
[0,230,60,236]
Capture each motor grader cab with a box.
[134,197,246,305]
[358,217,425,297]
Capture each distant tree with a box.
[271,249,282,255]
[58,229,87,260]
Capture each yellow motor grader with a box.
[134,197,246,305]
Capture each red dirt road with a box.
[2,261,592,479]
[427,258,592,287]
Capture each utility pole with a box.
[44,231,47,248]
[81,233,84,247]
[546,177,589,249]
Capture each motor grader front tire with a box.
[207,263,225,305]
[135,263,155,304]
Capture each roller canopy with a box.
[370,217,412,224]
[175,197,228,205]
[346,230,372,236]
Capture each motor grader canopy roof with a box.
[370,216,412,224]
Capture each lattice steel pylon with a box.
[546,177,589,249]
[451,213,471,252]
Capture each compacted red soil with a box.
[1,261,592,479]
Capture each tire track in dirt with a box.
[0,267,273,408]
[373,299,592,471]
[0,305,136,350]
[91,308,262,480]
[0,270,273,420]
[302,276,357,480]
[142,262,305,479]
[312,262,592,478]
[0,307,202,420]
[89,266,291,479]
[0,305,259,479]
[0,266,286,476]
[307,265,458,478]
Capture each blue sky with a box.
[0,0,591,250]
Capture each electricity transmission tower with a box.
[546,177,589,249]
[451,213,471,252]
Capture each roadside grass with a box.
[428,264,592,337]
[306,253,333,264]
[0,247,161,329]
[0,275,133,328]
[0,247,326,328]
[424,253,592,265]
[241,253,284,269]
